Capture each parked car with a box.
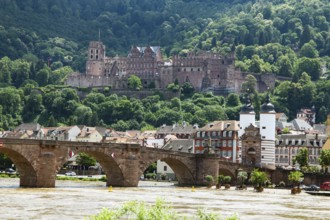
[320,182,330,191]
[5,168,16,175]
[65,171,76,176]
[303,184,320,191]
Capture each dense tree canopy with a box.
[0,0,329,131]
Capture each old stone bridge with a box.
[0,138,253,188]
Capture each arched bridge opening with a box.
[0,148,37,187]
[56,148,124,187]
[140,152,196,186]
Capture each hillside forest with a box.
[0,0,329,131]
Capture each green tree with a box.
[127,75,142,90]
[11,59,30,87]
[23,92,43,121]
[288,170,304,193]
[35,68,50,86]
[293,147,308,168]
[319,149,330,173]
[250,169,269,192]
[241,74,257,94]
[276,55,294,77]
[295,57,321,81]
[236,170,248,189]
[76,152,96,168]
[299,25,312,48]
[226,93,241,107]
[299,41,319,58]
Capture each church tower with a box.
[259,94,276,170]
[86,41,106,76]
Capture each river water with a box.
[0,178,329,220]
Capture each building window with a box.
[222,140,226,146]
[228,140,232,147]
[164,166,167,171]
[262,136,266,139]
[262,126,266,129]
[228,131,232,137]
[196,140,200,147]
[197,132,200,138]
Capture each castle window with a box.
[91,49,94,53]
[222,60,224,64]
[96,55,99,60]
[91,55,93,59]
[178,68,180,72]
[217,75,220,78]
[96,49,99,54]
[262,127,266,129]
[191,68,193,71]
[198,68,200,71]
[262,136,265,139]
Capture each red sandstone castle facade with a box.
[66,41,277,94]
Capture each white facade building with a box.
[259,95,276,170]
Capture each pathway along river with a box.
[0,178,329,220]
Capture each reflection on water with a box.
[0,178,330,220]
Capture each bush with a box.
[224,176,232,184]
[146,173,156,180]
[88,199,239,220]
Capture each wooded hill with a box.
[0,0,329,130]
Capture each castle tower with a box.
[259,94,276,170]
[238,95,255,138]
[86,41,106,76]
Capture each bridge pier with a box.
[195,157,220,186]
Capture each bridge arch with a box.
[56,148,124,187]
[0,148,37,187]
[140,153,196,186]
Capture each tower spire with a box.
[98,29,101,42]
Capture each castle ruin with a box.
[66,41,277,95]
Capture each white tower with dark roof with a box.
[239,95,255,138]
[260,94,276,170]
[238,95,256,163]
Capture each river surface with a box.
[0,178,329,220]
